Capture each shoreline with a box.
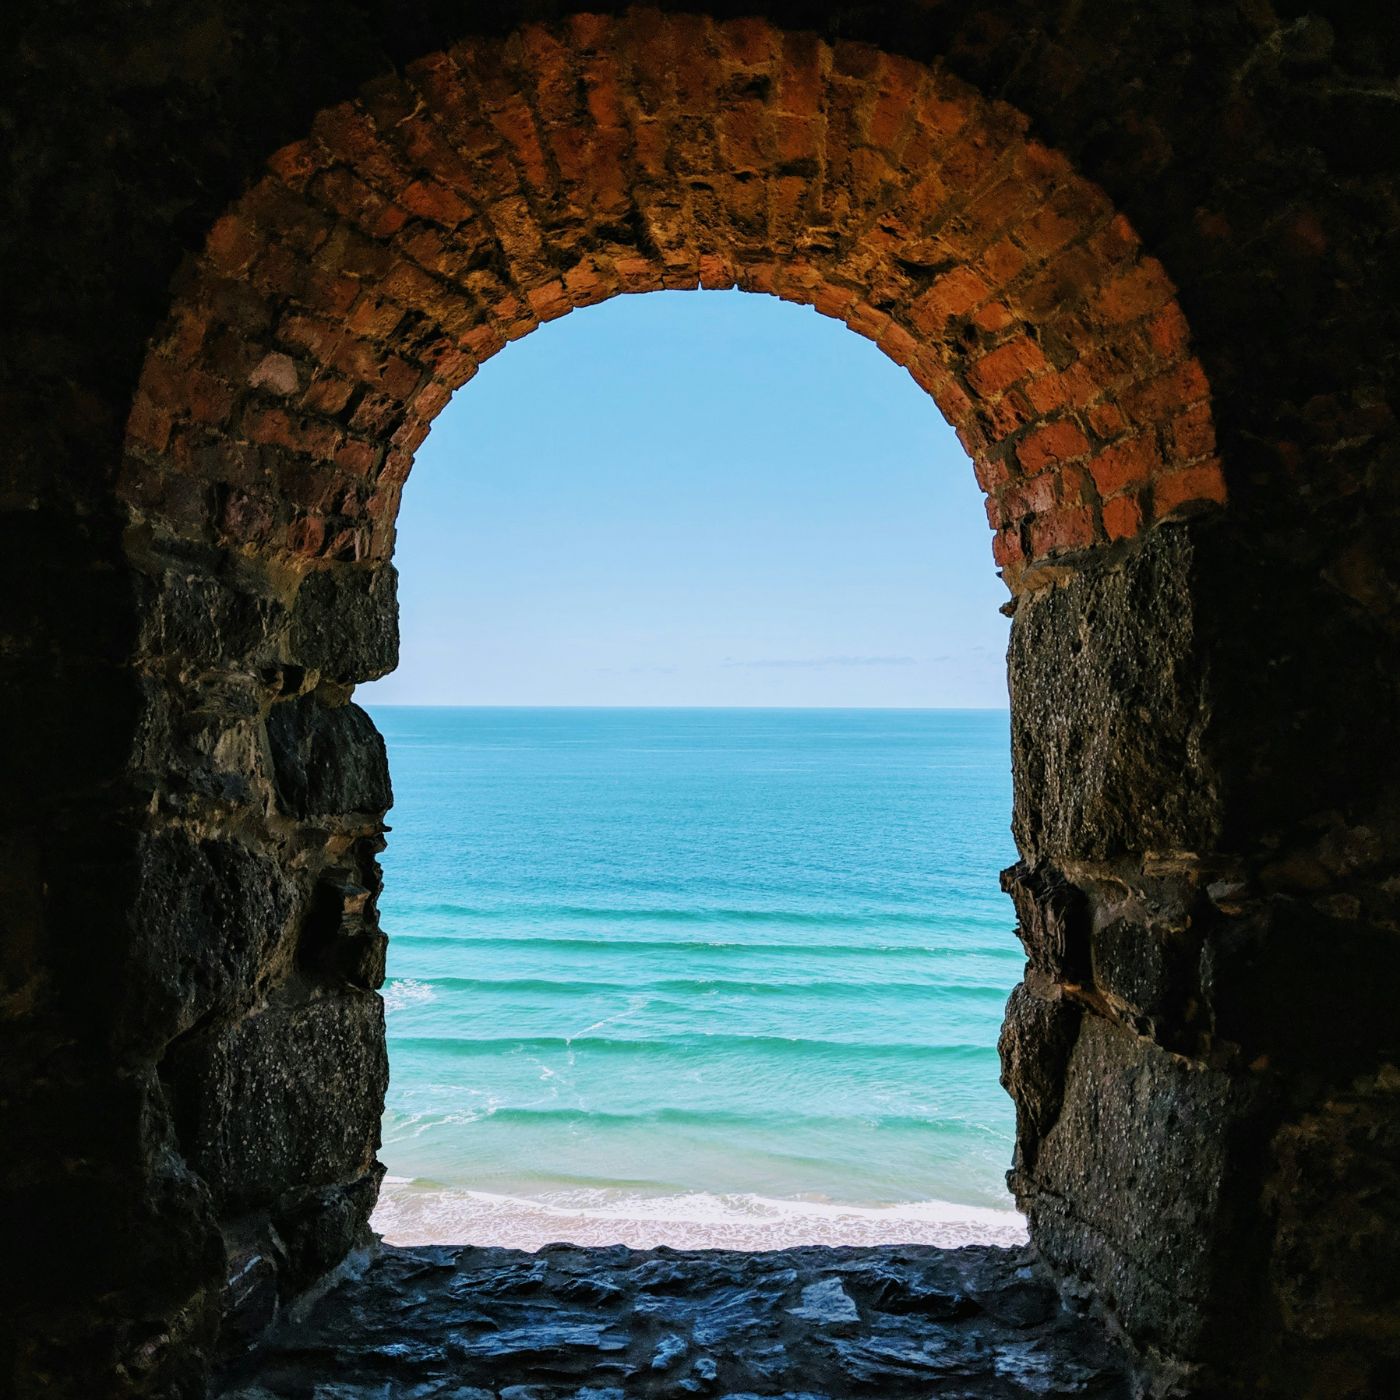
[371,1178,1028,1252]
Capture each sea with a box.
[365,706,1027,1251]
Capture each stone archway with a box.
[26,3,1400,1394]
[112,8,1236,1389]
[10,2,1400,1395]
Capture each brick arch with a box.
[120,9,1222,594]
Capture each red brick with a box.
[335,438,381,477]
[875,319,919,366]
[1103,492,1143,541]
[909,360,974,426]
[957,424,990,460]
[719,17,779,68]
[973,300,1016,333]
[205,213,261,276]
[288,516,329,557]
[967,335,1049,398]
[1056,463,1094,507]
[313,104,406,191]
[1028,505,1096,557]
[302,376,355,416]
[670,17,722,111]
[380,448,414,486]
[697,254,736,290]
[1169,401,1217,462]
[378,356,425,401]
[1023,367,1084,416]
[267,139,318,190]
[1146,301,1191,359]
[1013,200,1083,262]
[1089,435,1160,498]
[1016,419,1090,475]
[349,392,400,436]
[126,394,173,453]
[1122,359,1211,424]
[248,352,300,397]
[391,417,431,454]
[719,105,772,170]
[566,261,622,302]
[775,31,826,117]
[1152,461,1228,518]
[982,387,1036,442]
[1091,258,1175,326]
[489,97,553,191]
[866,57,920,152]
[972,453,1014,495]
[399,179,473,226]
[992,526,1025,568]
[410,381,453,421]
[1004,471,1057,519]
[1087,400,1128,439]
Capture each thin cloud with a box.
[723,655,918,669]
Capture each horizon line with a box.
[357,702,1011,712]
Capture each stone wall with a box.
[3,4,1398,1396]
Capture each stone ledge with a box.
[216,1242,1131,1398]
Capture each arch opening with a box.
[358,286,1025,1252]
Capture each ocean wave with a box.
[389,1032,998,1060]
[370,1181,1028,1252]
[383,974,1012,1002]
[388,932,996,958]
[384,1102,1009,1137]
[406,901,956,927]
[381,978,436,1013]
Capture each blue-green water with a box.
[367,707,1026,1249]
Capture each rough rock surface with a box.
[216,1244,1132,1399]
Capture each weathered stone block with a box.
[1202,899,1400,1073]
[125,831,297,1053]
[141,565,274,670]
[164,992,388,1214]
[300,868,389,990]
[1264,1074,1400,1378]
[289,563,398,682]
[134,675,267,809]
[1008,527,1220,863]
[998,979,1082,1177]
[1090,914,1201,1049]
[266,696,391,819]
[1001,859,1091,983]
[272,1168,385,1297]
[1016,1013,1261,1360]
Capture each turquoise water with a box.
[367,707,1025,1249]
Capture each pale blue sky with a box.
[359,290,1009,708]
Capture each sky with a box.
[358,289,1010,709]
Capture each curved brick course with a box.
[120,12,1223,591]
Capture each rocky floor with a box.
[216,1242,1133,1398]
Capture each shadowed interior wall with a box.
[3,5,1398,1398]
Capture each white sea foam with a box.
[370,1179,1028,1252]
[382,978,436,1014]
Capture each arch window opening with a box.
[356,289,1026,1250]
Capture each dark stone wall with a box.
[3,3,1398,1396]
[1002,522,1400,1393]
